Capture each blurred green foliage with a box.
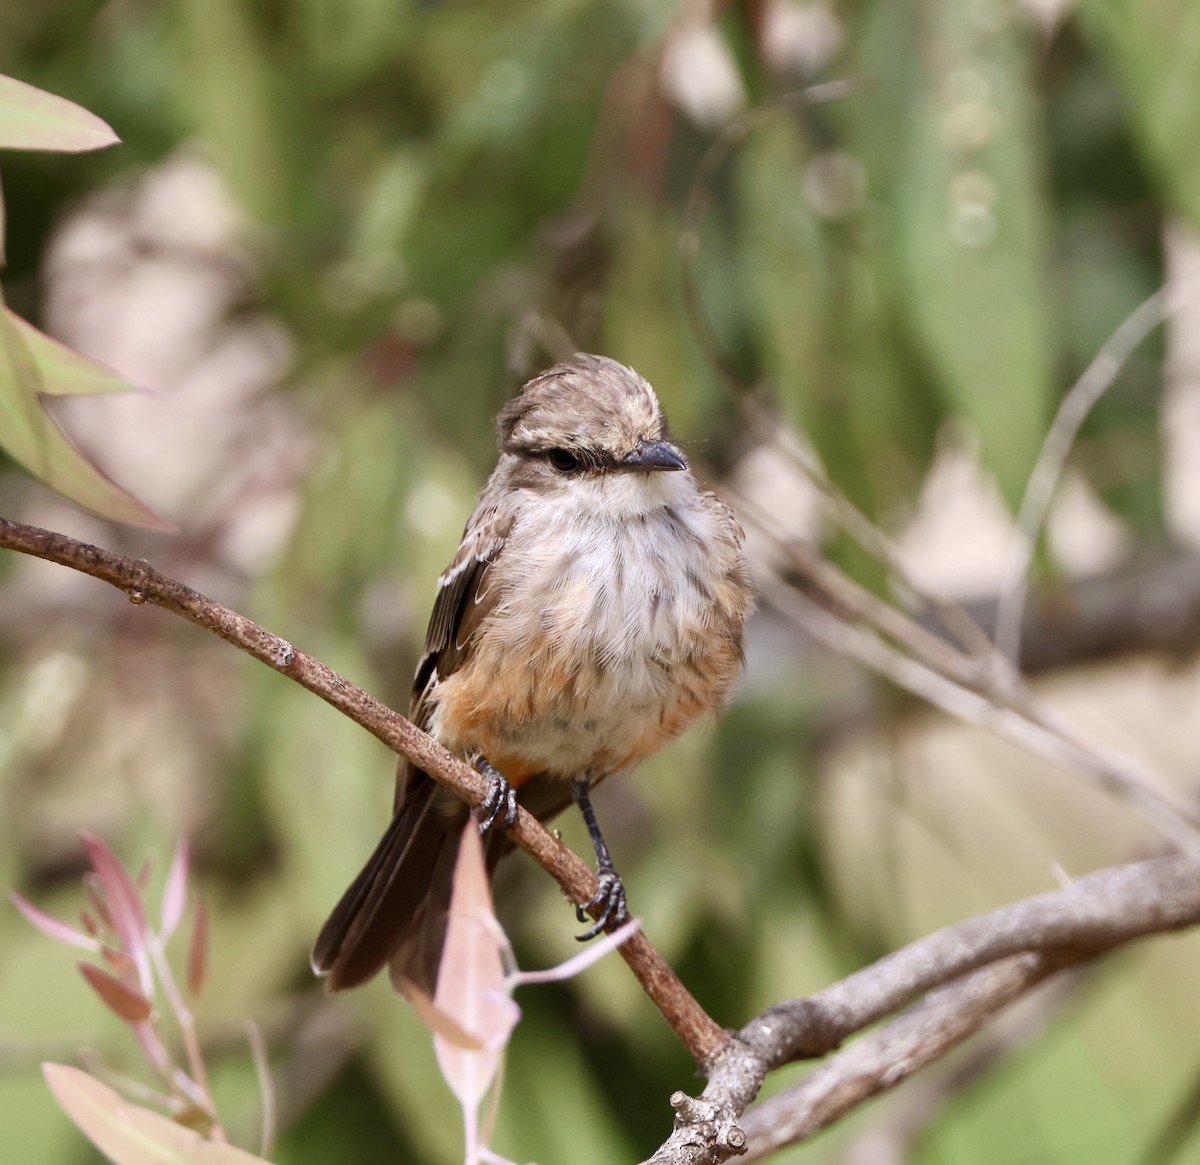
[2,2,1200,1163]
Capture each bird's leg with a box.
[476,758,519,834]
[572,779,629,941]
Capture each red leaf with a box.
[83,874,114,935]
[187,896,208,997]
[81,833,153,995]
[79,963,153,1023]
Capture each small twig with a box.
[725,480,992,690]
[996,280,1200,664]
[737,408,1001,664]
[735,954,1058,1161]
[147,937,222,1139]
[245,1021,277,1160]
[761,576,1200,855]
[642,854,1200,1163]
[0,517,727,1068]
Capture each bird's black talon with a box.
[575,868,628,942]
[571,778,630,940]
[476,760,518,834]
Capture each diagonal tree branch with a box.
[642,855,1200,1163]
[0,516,728,1068]
[10,515,1200,1164]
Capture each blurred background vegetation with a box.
[3,1,1200,1162]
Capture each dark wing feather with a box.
[312,500,513,992]
[310,780,444,989]
[397,503,511,798]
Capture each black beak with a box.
[621,439,687,472]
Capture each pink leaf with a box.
[9,891,101,952]
[430,823,518,1110]
[42,1063,271,1164]
[0,75,119,153]
[399,978,492,1053]
[81,833,153,996]
[160,838,190,941]
[79,963,153,1024]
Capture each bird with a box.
[311,353,754,993]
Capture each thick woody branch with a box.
[642,855,1200,1164]
[0,517,727,1067]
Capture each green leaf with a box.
[0,304,167,529]
[42,1064,269,1165]
[1078,0,1200,231]
[0,73,119,153]
[893,1,1052,506]
[5,310,140,396]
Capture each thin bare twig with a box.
[996,280,1200,664]
[725,480,993,690]
[642,854,1200,1163]
[676,76,1004,670]
[735,954,1057,1161]
[737,411,1002,664]
[0,517,727,1068]
[760,576,1200,855]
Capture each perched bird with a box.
[312,354,754,992]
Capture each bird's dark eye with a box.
[547,448,581,473]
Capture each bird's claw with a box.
[575,869,628,941]
[477,761,518,834]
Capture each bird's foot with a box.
[575,866,629,942]
[476,759,519,834]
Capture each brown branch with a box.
[0,516,727,1068]
[640,854,1200,1163]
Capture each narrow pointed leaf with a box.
[6,310,140,395]
[8,891,102,952]
[430,824,516,1108]
[0,304,168,529]
[81,832,154,996]
[186,896,208,997]
[79,963,154,1024]
[1079,0,1200,231]
[160,839,190,942]
[398,978,491,1052]
[0,74,119,152]
[892,1,1051,506]
[43,1063,270,1164]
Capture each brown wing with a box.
[311,501,512,992]
[395,501,512,806]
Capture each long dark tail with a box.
[311,777,458,993]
